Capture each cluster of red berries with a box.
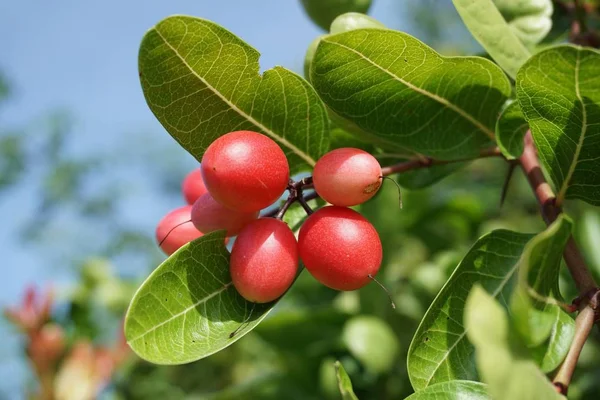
[156,130,384,304]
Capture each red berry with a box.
[155,206,203,255]
[191,193,259,236]
[298,206,382,291]
[313,148,382,206]
[182,168,208,205]
[230,218,299,303]
[201,131,290,212]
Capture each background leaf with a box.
[452,0,531,78]
[510,215,574,371]
[300,0,372,31]
[335,360,359,400]
[341,315,399,374]
[516,45,600,206]
[404,381,491,400]
[124,231,275,364]
[496,100,528,159]
[311,29,511,159]
[407,230,533,390]
[494,0,553,46]
[139,16,329,173]
[465,286,566,400]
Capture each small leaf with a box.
[510,215,575,370]
[311,29,511,159]
[124,231,275,364]
[342,315,399,374]
[494,0,553,46]
[516,45,600,206]
[465,286,566,400]
[407,230,533,390]
[453,0,531,78]
[139,16,329,174]
[496,100,528,159]
[334,361,359,400]
[300,0,372,31]
[404,381,491,400]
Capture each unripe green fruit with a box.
[300,0,373,31]
[329,12,386,34]
[304,35,326,82]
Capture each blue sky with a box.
[0,1,473,396]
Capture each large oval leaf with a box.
[139,16,330,173]
[453,0,531,78]
[516,45,600,206]
[405,381,491,400]
[124,231,275,364]
[311,29,511,159]
[407,230,533,390]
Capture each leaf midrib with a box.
[323,39,496,141]
[556,49,587,205]
[127,282,232,344]
[153,25,316,167]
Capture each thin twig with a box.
[553,305,596,395]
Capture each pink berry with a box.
[182,168,208,205]
[201,131,290,212]
[298,206,382,291]
[191,193,259,236]
[230,218,299,303]
[313,148,382,206]
[155,206,203,255]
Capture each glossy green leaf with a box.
[342,315,399,374]
[124,231,275,364]
[496,100,528,159]
[516,45,600,206]
[329,12,386,34]
[334,361,359,400]
[453,0,531,78]
[139,16,329,173]
[465,286,566,400]
[404,381,491,400]
[407,230,533,390]
[311,29,511,159]
[300,0,372,31]
[530,308,575,373]
[494,0,553,46]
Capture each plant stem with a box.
[519,131,597,293]
[553,305,596,395]
[380,146,502,175]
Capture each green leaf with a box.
[516,45,600,206]
[404,381,491,400]
[452,0,531,78]
[334,361,359,400]
[311,29,511,159]
[407,230,533,390]
[124,231,275,364]
[496,100,528,159]
[342,315,399,374]
[510,215,575,370]
[465,286,566,400]
[139,16,329,173]
[494,0,553,46]
[300,0,372,31]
